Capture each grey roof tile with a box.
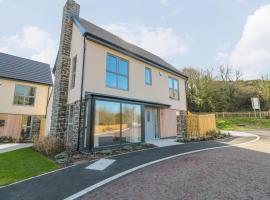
[0,52,53,85]
[76,17,187,78]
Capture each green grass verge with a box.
[216,118,270,131]
[0,148,59,186]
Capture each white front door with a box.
[145,108,159,141]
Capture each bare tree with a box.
[255,74,270,110]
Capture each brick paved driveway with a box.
[80,131,270,200]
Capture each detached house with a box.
[0,53,52,139]
[49,0,187,151]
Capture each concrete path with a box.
[147,138,182,147]
[0,143,33,154]
[0,140,231,200]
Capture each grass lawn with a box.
[0,148,59,186]
[216,118,270,131]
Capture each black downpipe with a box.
[77,36,87,151]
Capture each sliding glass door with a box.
[94,100,141,148]
[122,104,141,144]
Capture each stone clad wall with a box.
[50,0,80,140]
[66,100,86,149]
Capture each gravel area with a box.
[80,131,270,200]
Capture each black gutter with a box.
[85,92,171,108]
[77,35,87,151]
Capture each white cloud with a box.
[221,5,270,79]
[0,26,57,67]
[102,23,187,60]
[160,0,169,7]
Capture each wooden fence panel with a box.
[0,114,23,138]
[39,117,46,138]
[216,111,270,119]
[160,109,177,138]
[186,113,216,138]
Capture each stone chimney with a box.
[50,0,80,138]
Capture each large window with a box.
[94,100,141,147]
[94,101,121,147]
[145,67,152,85]
[168,77,179,100]
[106,54,129,90]
[13,85,36,106]
[70,55,77,89]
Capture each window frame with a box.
[106,53,129,91]
[70,55,77,89]
[13,84,36,106]
[145,67,152,85]
[93,98,142,148]
[168,77,180,100]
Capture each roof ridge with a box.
[79,17,173,65]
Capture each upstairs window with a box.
[168,77,179,100]
[70,55,77,89]
[106,54,129,90]
[145,67,152,85]
[13,85,36,106]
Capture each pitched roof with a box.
[0,52,53,85]
[73,17,187,79]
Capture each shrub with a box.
[0,136,14,143]
[33,135,65,156]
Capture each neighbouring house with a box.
[48,0,187,151]
[0,52,52,140]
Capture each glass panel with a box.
[118,75,128,90]
[24,87,33,96]
[72,56,77,73]
[14,96,24,105]
[15,85,25,96]
[106,72,117,88]
[173,79,179,90]
[169,78,173,89]
[25,97,35,105]
[22,115,32,138]
[26,116,32,126]
[107,55,117,72]
[173,90,179,99]
[122,104,141,143]
[169,88,174,98]
[94,100,121,147]
[152,109,160,138]
[30,87,35,96]
[118,59,128,75]
[147,111,150,122]
[145,68,151,85]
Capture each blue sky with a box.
[0,0,270,79]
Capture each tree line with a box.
[183,66,270,112]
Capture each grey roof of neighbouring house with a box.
[73,17,187,79]
[0,52,53,85]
